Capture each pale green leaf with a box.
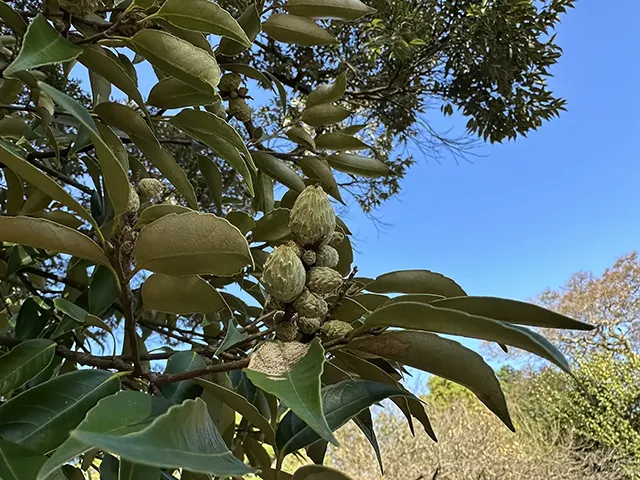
[252,151,306,192]
[285,127,316,151]
[297,156,343,203]
[148,77,220,109]
[218,4,261,56]
[137,204,194,226]
[326,153,392,177]
[306,73,347,107]
[302,104,350,127]
[365,270,467,296]
[0,339,55,397]
[142,274,226,315]
[197,155,223,212]
[263,14,337,45]
[284,0,376,21]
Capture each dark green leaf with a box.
[15,297,51,340]
[218,4,261,56]
[352,408,383,474]
[292,465,354,479]
[0,1,27,35]
[297,156,343,203]
[0,339,55,397]
[88,266,118,316]
[137,204,194,226]
[365,270,467,296]
[252,208,292,243]
[216,318,248,354]
[0,438,51,480]
[162,351,207,404]
[119,460,161,480]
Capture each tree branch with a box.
[155,358,250,386]
[22,266,87,291]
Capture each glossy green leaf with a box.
[216,318,248,354]
[284,0,376,20]
[0,339,55,397]
[38,391,174,480]
[137,204,194,226]
[143,274,226,315]
[349,331,514,430]
[162,351,207,404]
[226,211,255,235]
[252,151,306,192]
[71,398,254,476]
[0,216,109,266]
[327,153,392,177]
[4,14,81,77]
[134,212,253,276]
[153,0,251,46]
[251,208,291,243]
[0,370,121,454]
[365,269,467,296]
[430,296,594,330]
[218,4,262,56]
[307,73,347,107]
[297,156,343,203]
[315,133,368,151]
[0,1,27,35]
[119,461,161,480]
[285,127,316,151]
[263,14,337,45]
[246,339,336,446]
[277,379,414,458]
[0,438,52,480]
[197,155,223,212]
[127,29,220,95]
[171,109,255,196]
[302,104,350,126]
[88,265,118,316]
[365,301,571,373]
[148,77,220,109]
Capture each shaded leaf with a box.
[0,339,55,397]
[293,465,354,479]
[252,208,291,243]
[162,351,207,404]
[218,4,261,56]
[222,63,272,89]
[352,408,383,474]
[297,156,343,203]
[0,1,27,35]
[334,231,353,276]
[365,270,466,296]
[227,211,255,235]
[198,155,224,212]
[143,274,226,315]
[316,133,368,151]
[263,14,337,46]
[137,204,194,226]
[305,440,327,465]
[119,460,161,480]
[216,318,248,354]
[285,127,316,151]
[88,265,118,316]
[0,438,51,480]
[326,153,392,178]
[252,151,306,192]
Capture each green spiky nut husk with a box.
[59,0,99,15]
[307,267,343,295]
[329,231,345,248]
[219,73,242,93]
[315,245,339,268]
[294,288,328,318]
[289,185,336,247]
[126,186,140,213]
[320,320,353,341]
[262,245,306,303]
[298,317,322,335]
[265,295,284,312]
[229,98,252,122]
[137,178,164,199]
[302,250,317,266]
[275,321,298,342]
[286,240,305,258]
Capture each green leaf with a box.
[252,208,292,243]
[196,378,275,445]
[71,398,254,476]
[349,331,514,430]
[306,73,347,107]
[218,4,262,56]
[100,454,119,480]
[351,409,383,474]
[339,124,366,135]
[160,19,214,55]
[226,211,255,235]
[265,72,288,116]
[0,339,55,397]
[134,212,252,276]
[315,134,368,151]
[53,297,91,323]
[137,204,194,226]
[142,274,226,315]
[216,318,248,355]
[171,109,255,196]
[0,141,93,224]
[284,0,377,21]
[302,104,350,126]
[148,77,220,109]
[119,460,161,480]
[0,438,52,480]
[334,230,353,276]
[252,152,306,192]
[197,155,223,212]
[127,29,220,95]
[0,216,109,266]
[263,14,337,45]
[285,127,316,151]
[0,116,40,140]
[222,63,272,89]
[95,102,197,208]
[246,339,337,447]
[4,14,81,77]
[330,297,367,322]
[38,391,174,480]
[153,0,251,46]
[277,379,414,458]
[297,156,343,203]
[77,45,145,111]
[386,293,445,305]
[0,1,27,35]
[306,440,327,465]
[326,153,392,177]
[430,296,594,330]
[162,351,207,404]
[293,465,354,479]
[365,270,467,296]
[0,370,121,454]
[15,297,51,340]
[3,167,24,215]
[38,83,131,216]
[365,301,571,373]
[88,265,118,316]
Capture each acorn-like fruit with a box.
[59,0,99,15]
[297,317,322,335]
[219,73,242,93]
[229,98,252,122]
[320,320,353,341]
[126,186,140,213]
[315,245,339,268]
[307,267,343,295]
[289,185,336,247]
[276,321,298,342]
[294,288,328,318]
[286,240,305,259]
[137,178,164,200]
[262,245,306,303]
[265,295,284,312]
[302,250,317,266]
[329,231,345,248]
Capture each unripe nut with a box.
[229,98,252,122]
[137,178,164,199]
[320,320,353,341]
[302,250,317,266]
[315,245,339,268]
[286,240,305,258]
[276,321,298,342]
[289,185,336,247]
[262,245,306,303]
[307,267,343,295]
[298,317,322,335]
[329,231,345,248]
[294,288,328,318]
[219,73,242,93]
[126,186,140,213]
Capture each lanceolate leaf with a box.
[37,391,175,480]
[365,270,467,296]
[134,212,252,276]
[316,133,368,151]
[276,379,415,458]
[142,274,226,315]
[252,151,306,192]
[352,408,384,474]
[137,204,194,226]
[161,351,207,404]
[365,301,571,373]
[0,370,121,454]
[251,208,292,243]
[4,14,81,77]
[263,14,337,46]
[327,153,392,178]
[307,73,347,107]
[302,104,351,127]
[0,339,55,397]
[349,331,514,430]
[0,1,28,35]
[285,127,316,151]
[386,293,445,305]
[284,0,377,21]
[198,155,224,212]
[218,4,261,56]
[0,216,110,266]
[127,29,220,95]
[71,399,254,476]
[148,77,220,109]
[297,156,343,203]
[246,339,337,447]
[153,0,252,46]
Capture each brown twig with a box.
[155,358,250,386]
[22,266,87,291]
[329,266,359,314]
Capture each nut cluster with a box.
[261,185,353,342]
[218,73,252,122]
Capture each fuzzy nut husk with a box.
[229,98,252,122]
[320,320,353,341]
[297,316,322,335]
[276,321,299,342]
[307,267,343,295]
[329,231,345,248]
[137,178,164,199]
[265,295,285,312]
[302,250,317,266]
[219,73,242,93]
[286,240,305,258]
[59,0,99,15]
[262,245,306,303]
[289,185,336,247]
[294,288,328,318]
[126,186,140,213]
[315,245,339,268]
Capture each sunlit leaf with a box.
[285,127,316,151]
[297,156,343,203]
[284,0,377,21]
[307,73,347,107]
[252,151,306,192]
[302,104,350,126]
[263,14,337,45]
[142,274,226,315]
[326,153,392,177]
[365,270,467,296]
